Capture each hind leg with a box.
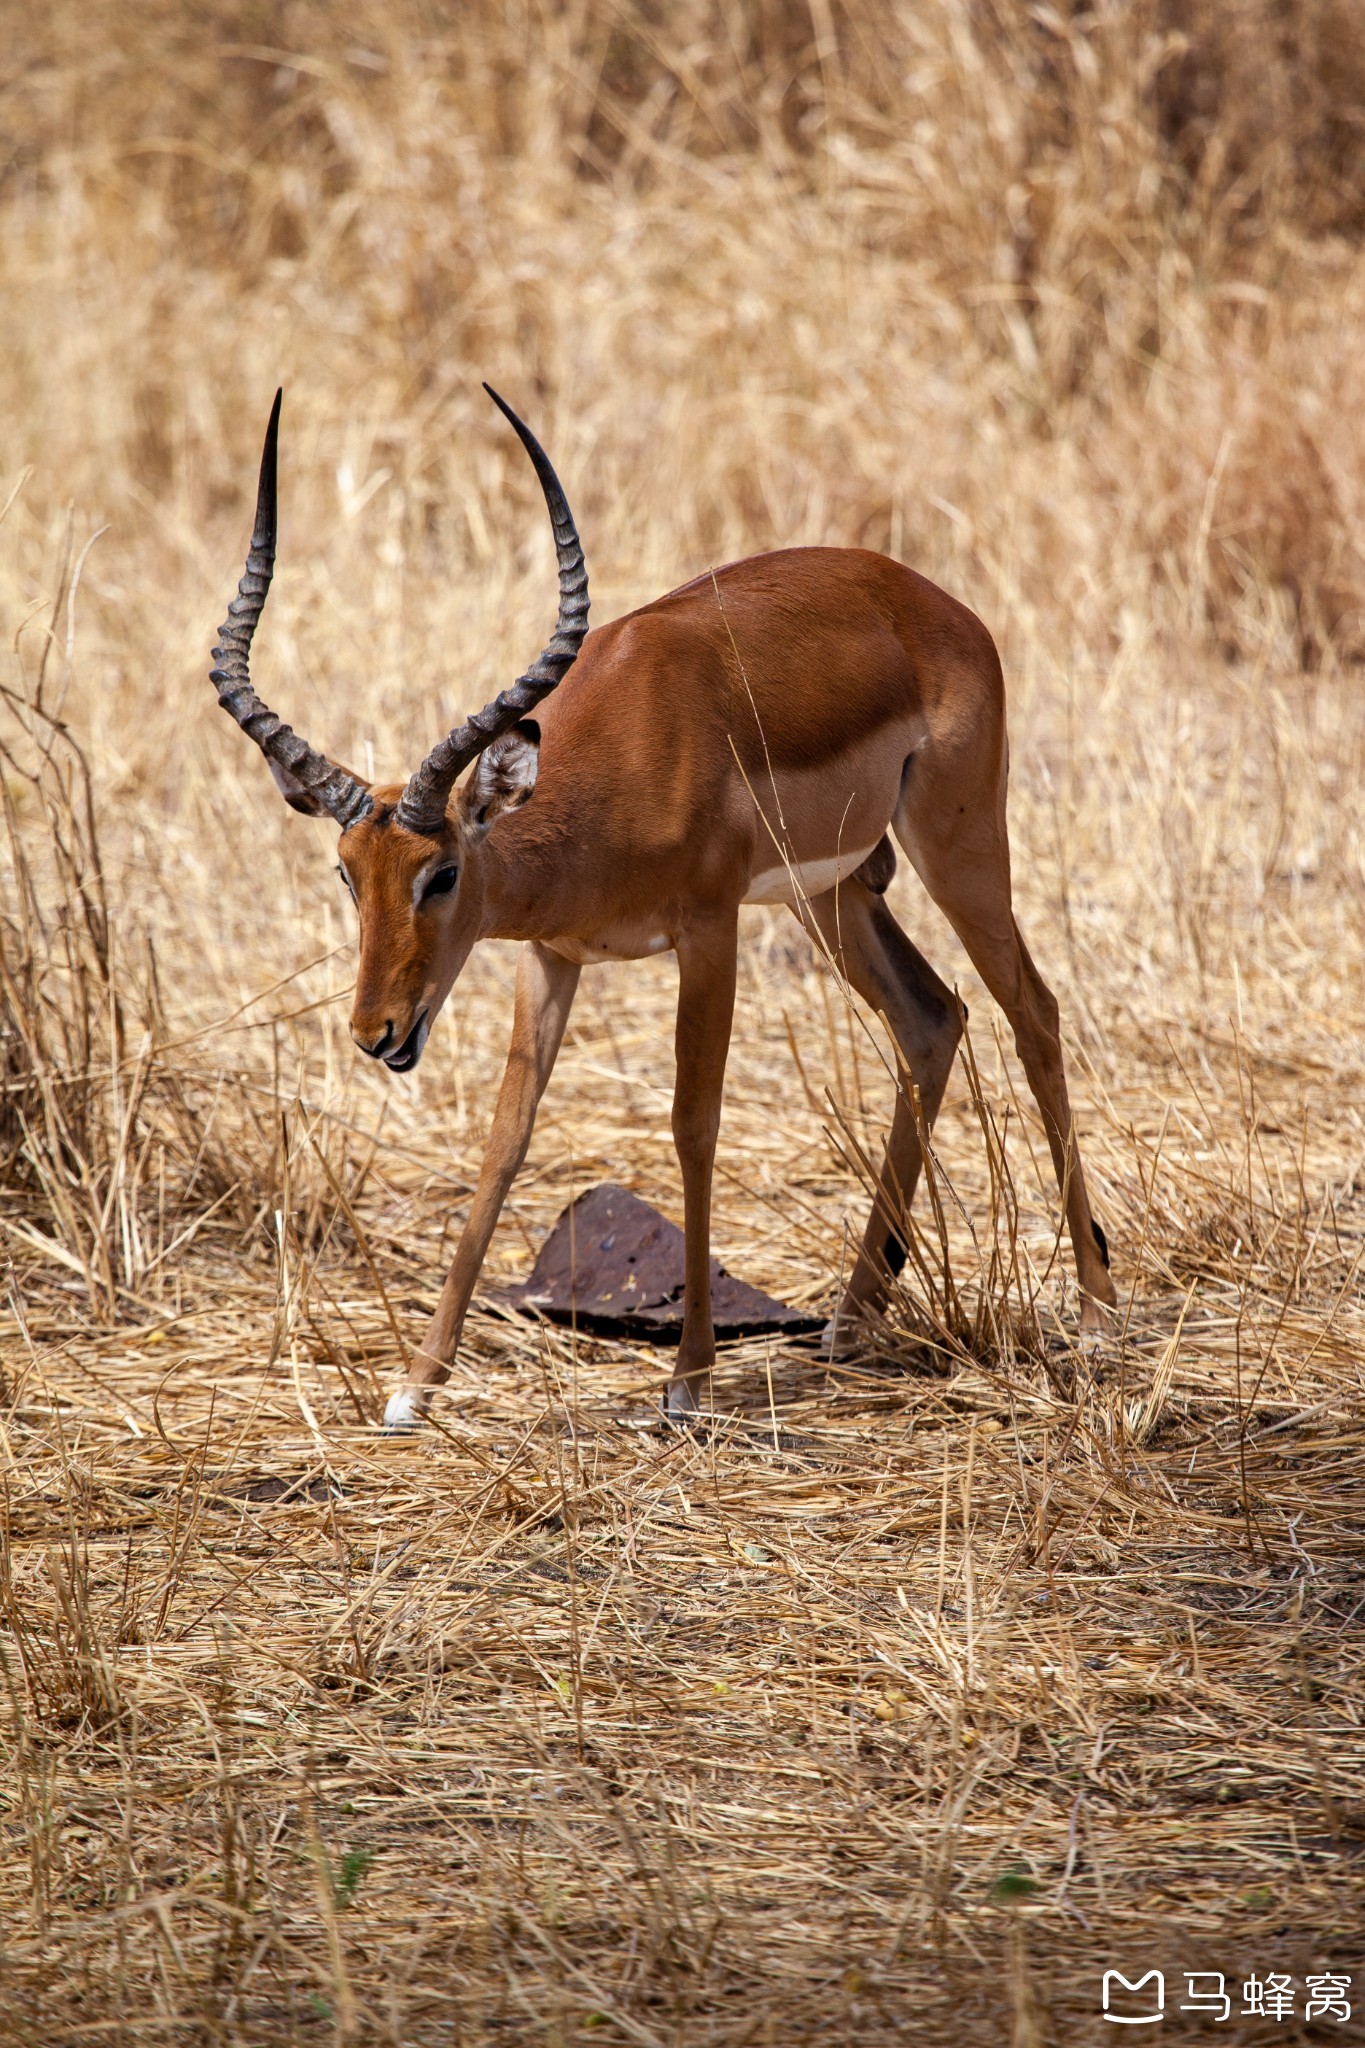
[894,771,1117,1327]
[795,878,962,1336]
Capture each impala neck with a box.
[474,800,575,943]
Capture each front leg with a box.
[382,941,581,1431]
[666,913,739,1421]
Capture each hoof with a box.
[819,1313,865,1363]
[1078,1291,1119,1357]
[382,1388,429,1434]
[1078,1323,1107,1361]
[662,1377,704,1426]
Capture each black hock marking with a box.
[884,1232,908,1278]
[1091,1218,1110,1269]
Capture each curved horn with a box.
[394,384,589,837]
[210,391,372,830]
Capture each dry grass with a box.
[2,3,1365,2040]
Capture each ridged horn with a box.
[394,384,589,837]
[210,390,372,830]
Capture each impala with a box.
[210,388,1117,1425]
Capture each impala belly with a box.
[743,843,879,905]
[737,725,926,907]
[549,928,674,966]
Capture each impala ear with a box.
[463,719,540,836]
[267,755,369,819]
[268,756,330,816]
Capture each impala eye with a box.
[422,865,459,900]
[336,864,356,902]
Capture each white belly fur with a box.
[742,843,879,907]
[550,931,674,965]
[547,833,886,960]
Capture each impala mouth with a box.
[383,1010,429,1072]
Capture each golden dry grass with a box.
[2,4,1365,2041]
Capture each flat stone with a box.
[494,1182,821,1341]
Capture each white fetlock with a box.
[1078,1296,1119,1360]
[382,1388,430,1434]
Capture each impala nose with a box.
[356,1022,394,1060]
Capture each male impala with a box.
[211,387,1117,1425]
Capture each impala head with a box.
[209,385,588,1072]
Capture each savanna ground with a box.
[2,4,1365,2041]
